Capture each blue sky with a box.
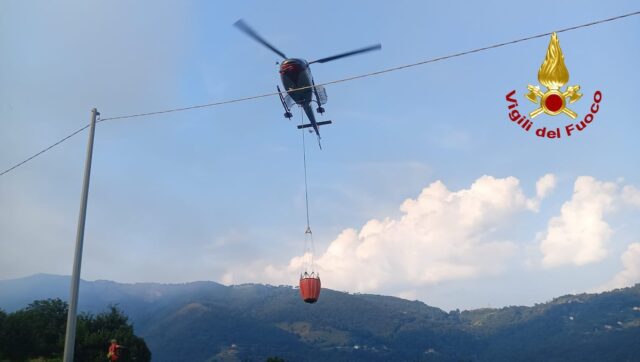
[1,1,639,310]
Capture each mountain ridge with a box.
[1,274,638,361]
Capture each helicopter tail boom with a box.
[302,103,325,149]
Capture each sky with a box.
[1,1,639,311]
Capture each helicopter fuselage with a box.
[279,58,323,138]
[279,58,314,105]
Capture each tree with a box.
[0,309,6,359]
[75,305,151,361]
[0,298,67,360]
[28,298,68,357]
[0,299,150,361]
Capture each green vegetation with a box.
[0,299,150,361]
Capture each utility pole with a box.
[63,108,98,362]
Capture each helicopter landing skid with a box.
[277,85,293,119]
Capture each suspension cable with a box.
[299,108,316,274]
[301,110,311,233]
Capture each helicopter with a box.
[234,20,381,148]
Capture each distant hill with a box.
[1,274,638,361]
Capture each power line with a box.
[0,124,90,177]
[2,10,639,177]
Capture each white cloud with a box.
[224,175,551,293]
[536,173,557,199]
[539,176,617,267]
[596,243,640,291]
[527,173,557,211]
[622,185,640,207]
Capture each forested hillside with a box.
[1,275,638,361]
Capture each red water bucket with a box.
[299,275,321,303]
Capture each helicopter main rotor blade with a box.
[234,19,287,59]
[309,44,381,64]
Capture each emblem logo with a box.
[504,32,602,139]
[526,33,582,119]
